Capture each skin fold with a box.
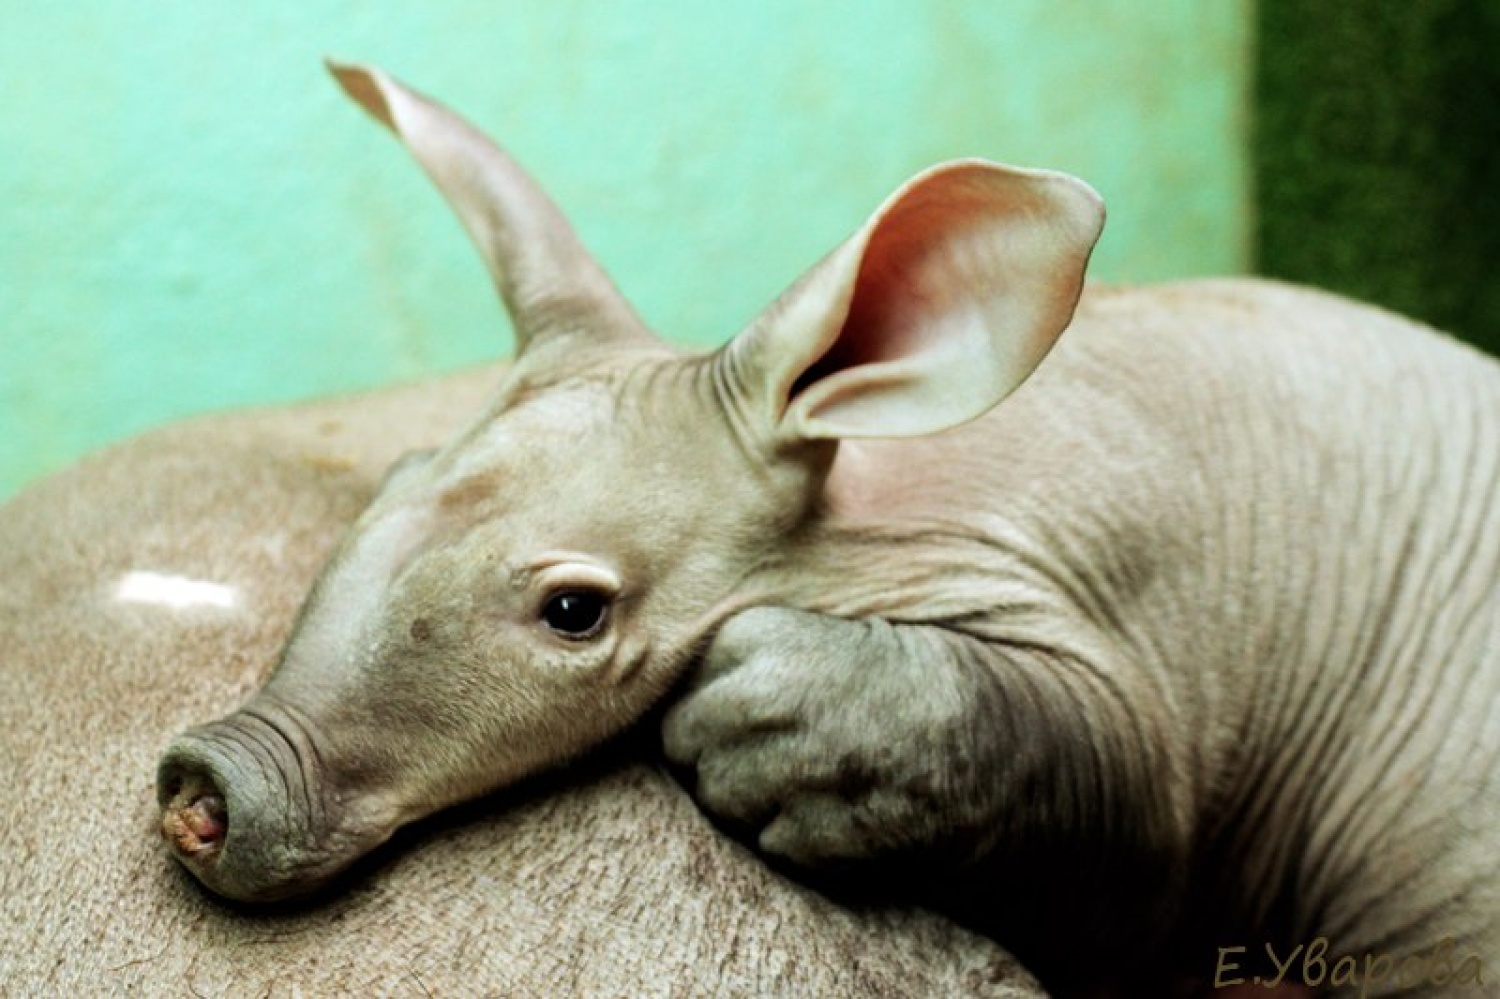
[142,63,1496,997]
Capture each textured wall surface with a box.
[0,2,1250,499]
[1255,0,1500,355]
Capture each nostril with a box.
[159,767,229,859]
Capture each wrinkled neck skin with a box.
[738,282,1500,972]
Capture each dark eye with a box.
[541,590,610,640]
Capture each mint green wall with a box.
[0,2,1251,500]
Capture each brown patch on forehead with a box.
[438,472,502,513]
[426,376,625,525]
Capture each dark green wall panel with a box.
[1255,0,1500,354]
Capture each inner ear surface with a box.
[793,172,1005,395]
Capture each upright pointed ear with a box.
[327,60,648,350]
[718,160,1104,440]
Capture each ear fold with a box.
[327,60,646,350]
[718,160,1105,440]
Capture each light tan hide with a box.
[134,62,1497,998]
[0,372,1039,997]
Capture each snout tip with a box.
[156,749,229,862]
[155,730,312,902]
[153,725,390,904]
[160,783,227,858]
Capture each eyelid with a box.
[530,560,621,599]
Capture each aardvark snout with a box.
[155,706,404,903]
[155,732,258,895]
[156,711,328,902]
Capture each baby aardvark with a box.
[159,62,1500,998]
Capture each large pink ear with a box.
[327,60,647,350]
[718,160,1104,440]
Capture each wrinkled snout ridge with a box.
[155,705,367,903]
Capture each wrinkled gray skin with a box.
[0,374,1039,997]
[156,63,1498,996]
